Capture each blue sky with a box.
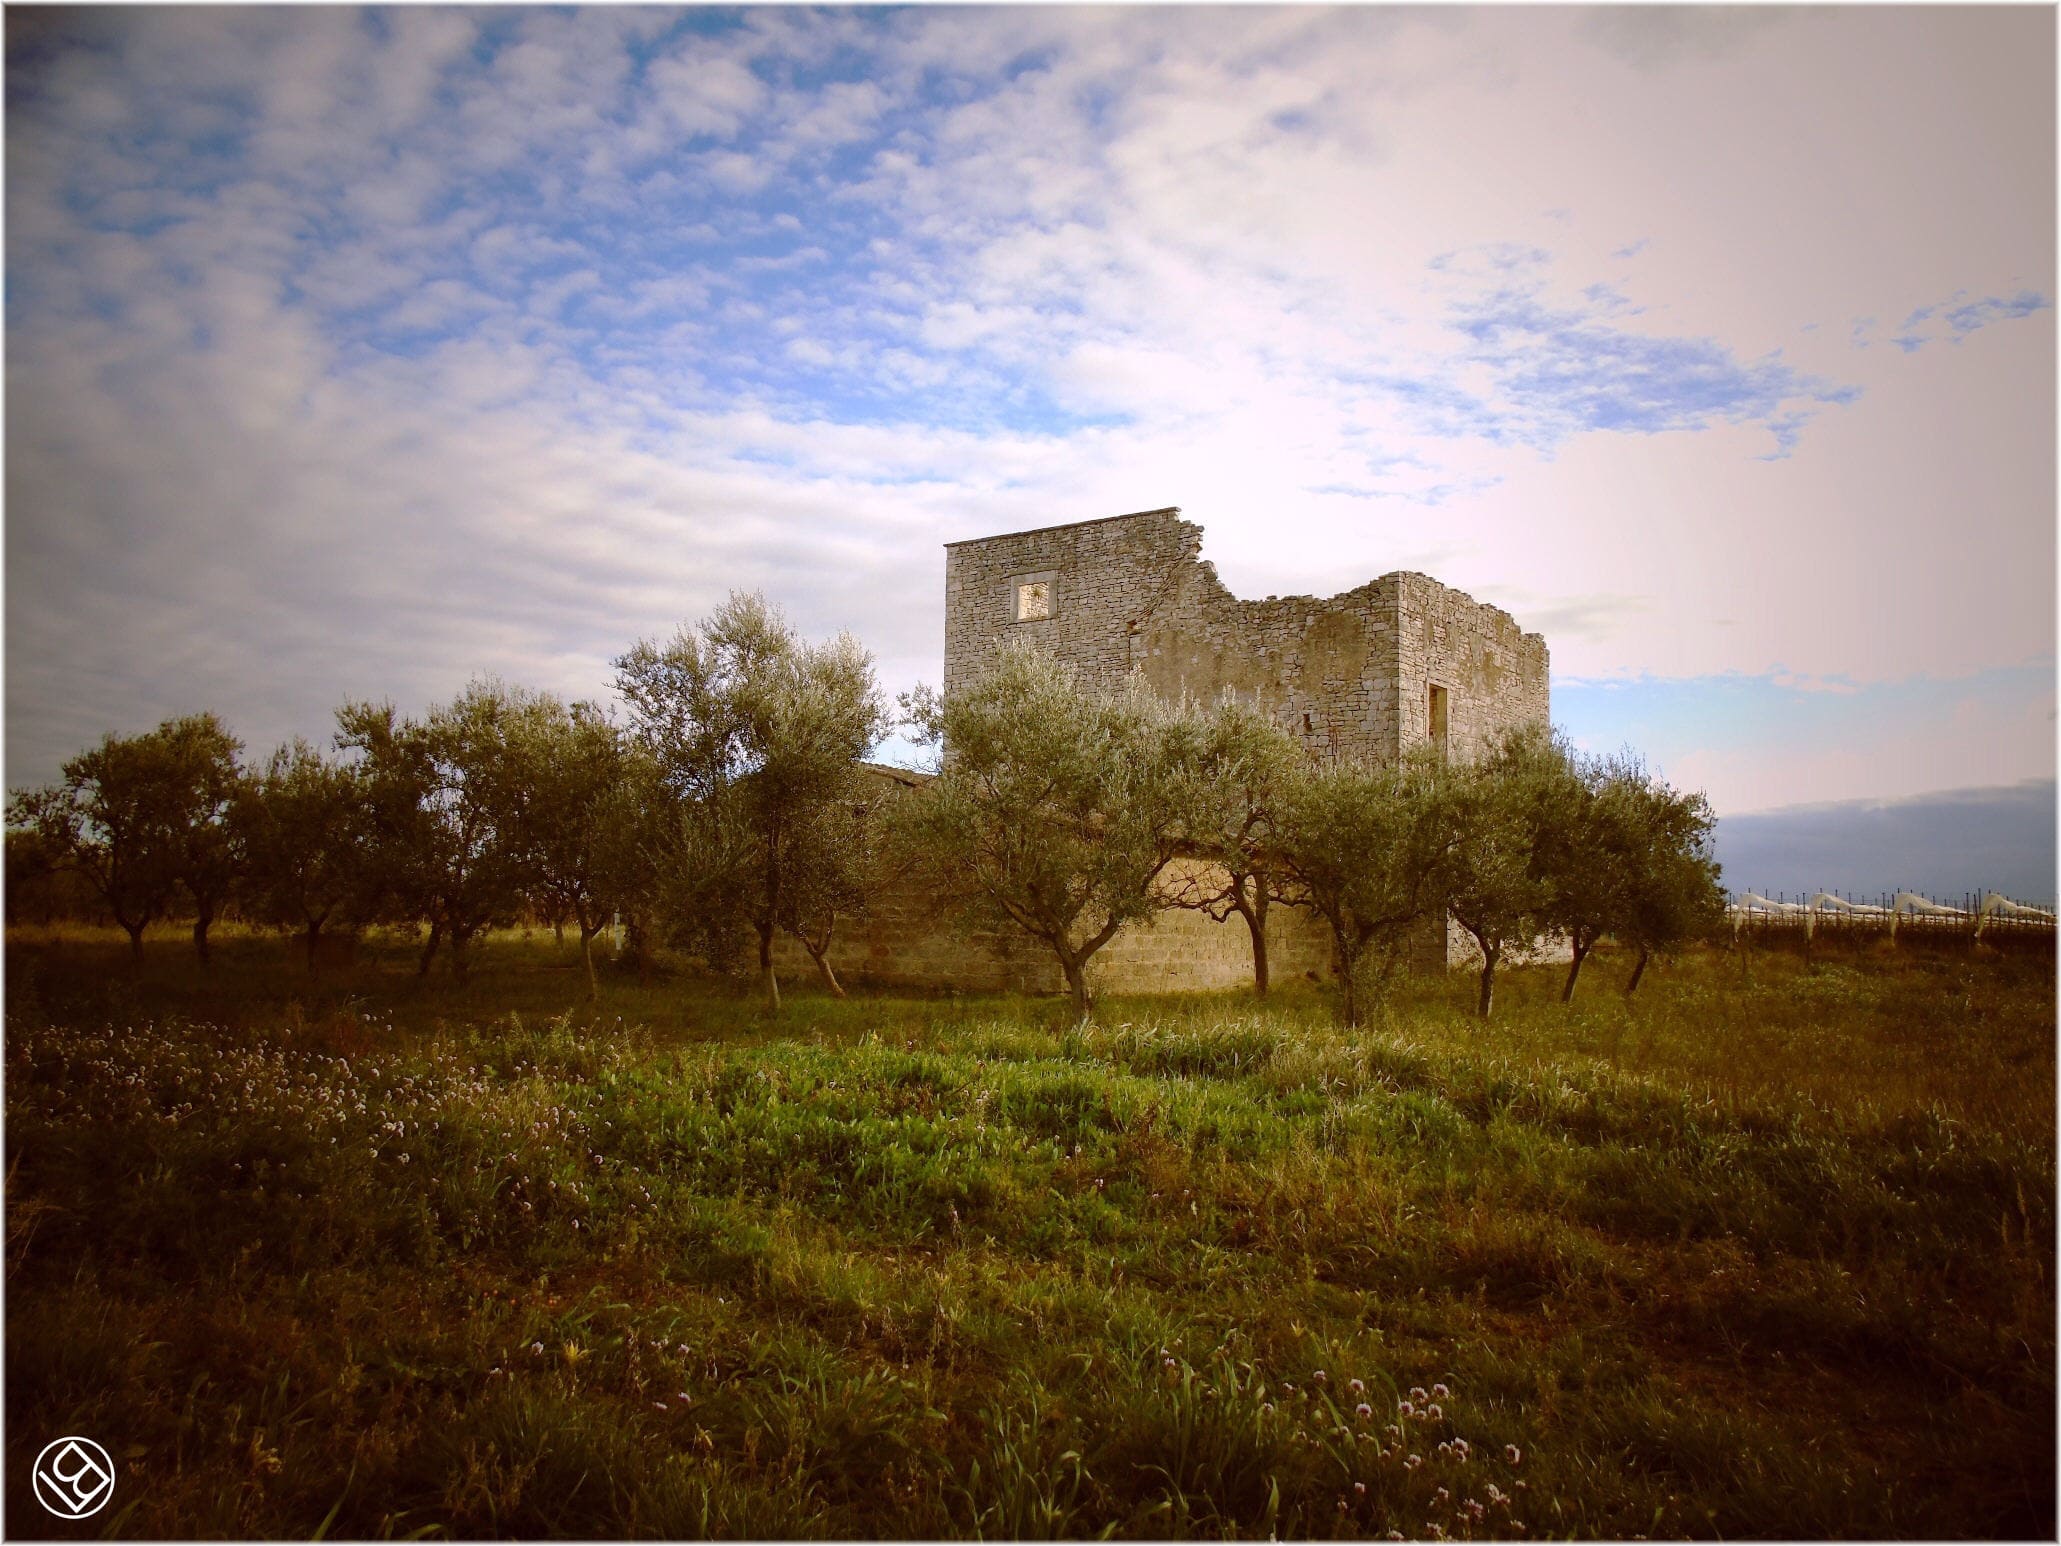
[6,5,2054,831]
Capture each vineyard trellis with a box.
[1725,888,2057,942]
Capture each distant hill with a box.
[1712,779,2057,905]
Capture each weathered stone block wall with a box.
[770,864,1059,993]
[1091,861,1336,993]
[1391,572,1551,763]
[943,506,1198,699]
[770,850,1338,995]
[772,765,1062,993]
[944,507,1548,773]
[1132,561,1407,765]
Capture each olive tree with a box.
[501,696,642,1000]
[158,713,246,965]
[1164,697,1307,997]
[1614,773,1724,993]
[774,780,877,999]
[1441,724,1581,1020]
[892,641,1206,1023]
[616,593,889,1011]
[1529,746,1723,999]
[1271,749,1454,1027]
[236,739,371,971]
[7,714,241,961]
[336,682,533,980]
[4,820,91,925]
[1535,748,1647,1004]
[5,774,178,956]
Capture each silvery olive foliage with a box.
[892,639,1216,1022]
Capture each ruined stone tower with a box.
[773,505,1553,992]
[943,505,1550,763]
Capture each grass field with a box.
[6,927,2053,1539]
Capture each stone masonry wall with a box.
[945,507,1548,769]
[768,771,1337,995]
[773,855,1337,996]
[943,506,1198,699]
[1391,572,1551,763]
[1132,557,1406,765]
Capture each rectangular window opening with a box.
[1428,683,1449,754]
[1011,573,1056,622]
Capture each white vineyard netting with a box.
[1725,890,2054,926]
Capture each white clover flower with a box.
[1348,1378,1366,1396]
[1356,1403,1374,1419]
[1432,1382,1450,1399]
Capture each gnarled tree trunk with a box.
[579,922,602,1001]
[1332,927,1364,1028]
[1058,951,1091,1025]
[1561,933,1592,1003]
[1239,877,1271,998]
[448,920,475,981]
[804,942,845,999]
[757,920,781,1012]
[1476,943,1501,1019]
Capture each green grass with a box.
[6,927,2053,1538]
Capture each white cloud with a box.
[647,50,767,140]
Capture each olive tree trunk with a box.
[757,921,781,1012]
[1475,943,1501,1020]
[1561,936,1592,1003]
